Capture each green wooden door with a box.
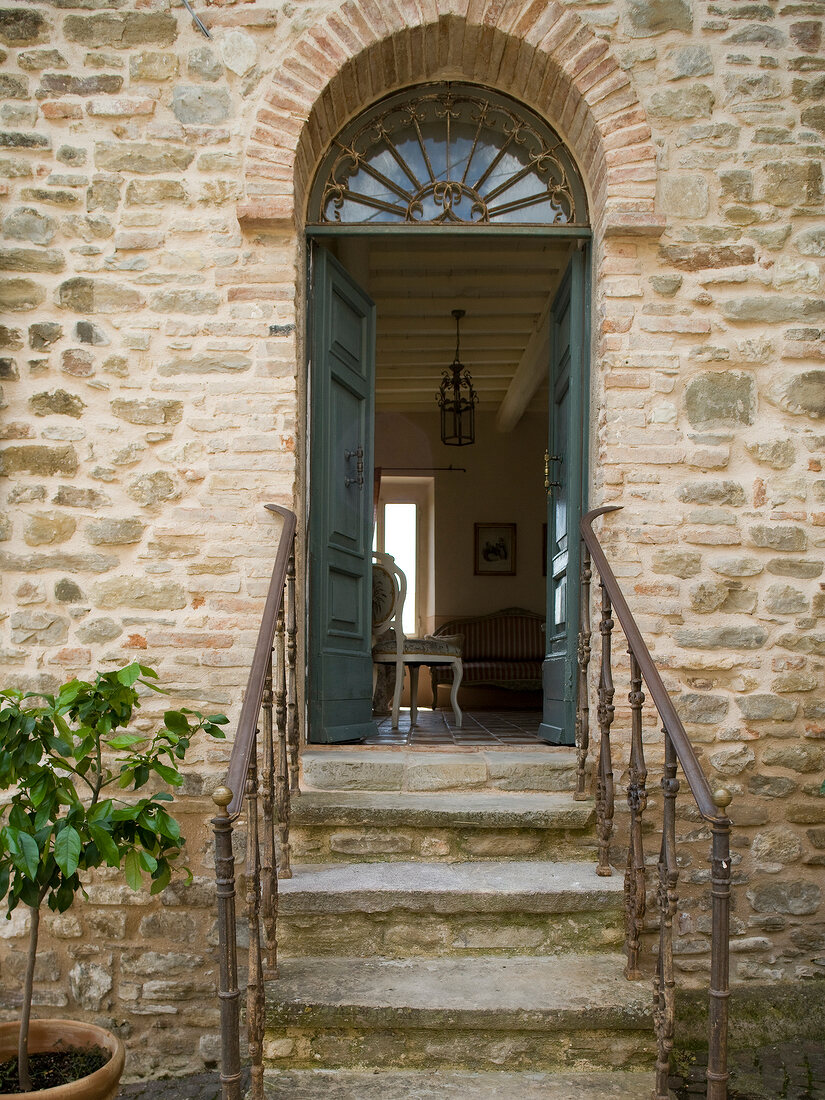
[539,249,588,745]
[308,246,377,743]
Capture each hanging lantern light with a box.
[437,309,478,446]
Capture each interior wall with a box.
[375,410,547,625]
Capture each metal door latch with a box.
[544,449,563,492]
[345,446,364,488]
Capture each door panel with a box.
[540,249,587,745]
[308,246,377,743]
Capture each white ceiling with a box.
[332,235,573,418]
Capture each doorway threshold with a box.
[364,709,547,748]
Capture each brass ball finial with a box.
[212,785,233,809]
[713,787,733,809]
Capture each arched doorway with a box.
[305,82,591,746]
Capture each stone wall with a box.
[0,0,824,1076]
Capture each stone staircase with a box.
[261,748,657,1098]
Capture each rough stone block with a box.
[627,0,692,36]
[126,472,177,505]
[39,73,122,97]
[748,882,821,916]
[24,511,76,546]
[685,371,755,428]
[0,444,77,476]
[749,525,807,552]
[649,85,714,119]
[171,86,231,125]
[661,173,709,218]
[125,179,186,204]
[674,624,767,649]
[56,277,145,314]
[10,610,69,645]
[0,8,48,46]
[63,13,177,49]
[0,278,45,312]
[94,142,195,174]
[130,51,178,82]
[92,576,187,610]
[86,518,145,545]
[772,371,825,418]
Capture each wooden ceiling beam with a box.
[495,293,553,434]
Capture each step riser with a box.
[263,1026,656,1074]
[301,751,580,796]
[278,908,625,958]
[292,824,596,863]
[263,1069,658,1099]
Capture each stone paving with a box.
[671,1040,825,1099]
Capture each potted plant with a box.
[0,662,227,1096]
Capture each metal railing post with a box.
[707,789,733,1100]
[211,787,242,1100]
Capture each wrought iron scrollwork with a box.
[309,83,587,226]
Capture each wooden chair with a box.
[371,551,463,729]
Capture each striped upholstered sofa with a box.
[430,607,544,697]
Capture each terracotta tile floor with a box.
[364,709,546,746]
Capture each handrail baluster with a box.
[654,731,680,1100]
[574,544,592,801]
[275,602,292,880]
[596,580,615,877]
[624,649,647,980]
[260,659,278,979]
[286,549,300,795]
[245,738,265,1100]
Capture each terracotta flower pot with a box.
[0,1019,125,1100]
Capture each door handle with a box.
[345,446,364,488]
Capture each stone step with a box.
[278,860,624,958]
[291,790,595,863]
[263,1068,660,1098]
[300,749,579,794]
[263,954,654,1073]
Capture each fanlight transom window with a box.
[309,83,588,226]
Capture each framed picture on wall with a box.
[474,523,517,576]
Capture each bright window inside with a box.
[383,503,417,635]
[375,476,434,638]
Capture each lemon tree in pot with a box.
[0,662,227,1095]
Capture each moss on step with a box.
[262,1025,656,1074]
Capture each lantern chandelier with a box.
[437,309,478,447]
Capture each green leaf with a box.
[54,825,81,877]
[88,825,119,867]
[154,810,181,843]
[138,850,158,873]
[17,831,40,879]
[152,762,183,787]
[163,711,190,736]
[149,861,172,896]
[116,663,142,687]
[124,849,142,891]
[107,733,146,750]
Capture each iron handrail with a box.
[223,503,297,820]
[581,505,727,825]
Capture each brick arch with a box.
[238,2,663,238]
